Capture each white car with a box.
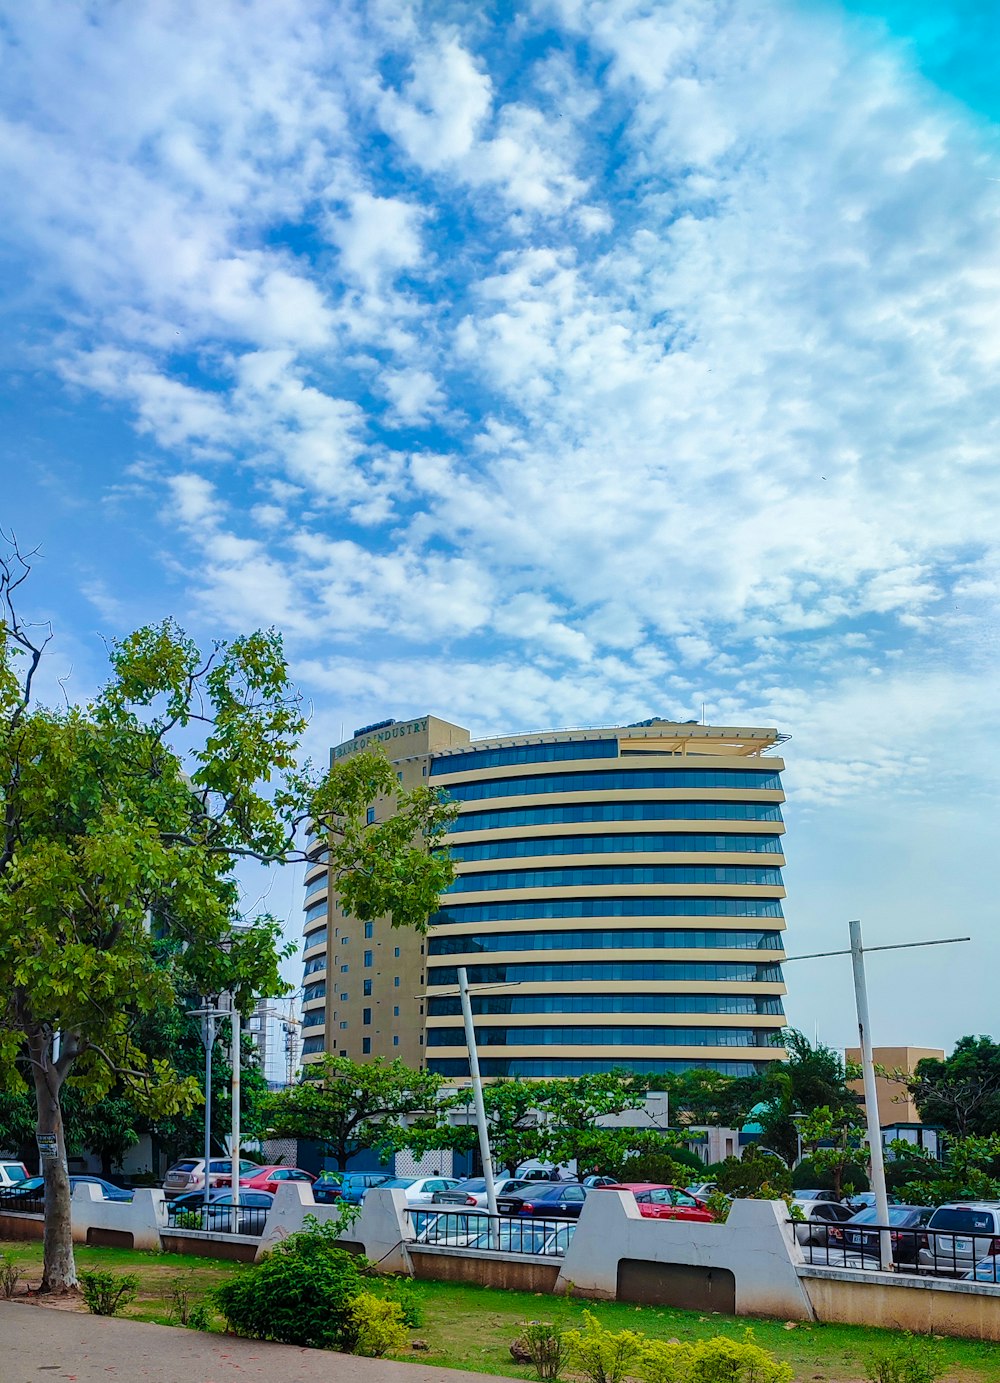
[433,1176,534,1206]
[0,1160,30,1190]
[364,1175,462,1205]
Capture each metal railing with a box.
[795,1220,1000,1282]
[408,1207,577,1258]
[0,1188,44,1214]
[165,1203,270,1237]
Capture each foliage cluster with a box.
[564,1311,791,1383]
[513,1321,572,1380]
[346,1291,410,1357]
[79,1269,139,1316]
[713,1147,792,1201]
[864,1336,944,1383]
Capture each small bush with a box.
[79,1270,139,1316]
[704,1191,732,1224]
[166,1272,196,1325]
[386,1277,424,1327]
[172,1209,203,1230]
[0,1256,19,1299]
[346,1291,409,1357]
[513,1321,570,1381]
[565,1310,644,1383]
[865,1337,944,1383]
[714,1149,791,1201]
[187,1303,211,1332]
[642,1330,791,1383]
[215,1226,367,1349]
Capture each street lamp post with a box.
[457,967,500,1245]
[188,999,229,1218]
[790,1111,806,1169]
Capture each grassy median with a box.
[2,1240,999,1381]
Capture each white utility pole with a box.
[230,995,241,1235]
[848,920,893,1271]
[784,924,970,1273]
[457,966,499,1241]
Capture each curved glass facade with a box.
[426,1025,780,1048]
[446,863,783,892]
[305,715,789,1074]
[427,992,786,1017]
[447,768,782,801]
[431,739,617,775]
[433,898,783,924]
[429,960,785,986]
[449,833,784,860]
[428,1057,771,1078]
[429,928,784,955]
[453,801,784,831]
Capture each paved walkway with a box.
[1,1302,519,1383]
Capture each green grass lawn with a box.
[3,1240,999,1381]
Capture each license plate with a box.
[846,1233,860,1243]
[956,1237,972,1253]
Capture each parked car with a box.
[0,1175,133,1207]
[432,1176,534,1207]
[829,1205,932,1264]
[965,1258,1000,1284]
[0,1161,30,1189]
[69,1175,133,1202]
[496,1182,589,1218]
[364,1176,461,1205]
[600,1183,713,1222]
[466,1221,577,1257]
[843,1191,901,1211]
[792,1198,856,1244]
[919,1203,1000,1275]
[582,1175,620,1188]
[163,1158,261,1199]
[686,1182,718,1200]
[238,1165,315,1193]
[313,1171,345,1204]
[794,1189,846,1203]
[170,1188,273,1234]
[337,1172,394,1205]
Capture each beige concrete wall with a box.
[845,1046,944,1125]
[801,1266,1000,1341]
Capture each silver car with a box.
[432,1176,534,1207]
[792,1198,856,1245]
[920,1202,1000,1274]
[162,1157,260,1199]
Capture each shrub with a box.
[346,1291,409,1357]
[79,1270,139,1316]
[386,1276,424,1327]
[704,1191,732,1224]
[642,1331,791,1383]
[172,1209,203,1230]
[166,1272,196,1325]
[512,1321,570,1381]
[714,1149,791,1201]
[215,1225,368,1349]
[565,1311,645,1383]
[865,1337,944,1383]
[0,1256,19,1299]
[187,1303,211,1332]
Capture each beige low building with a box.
[845,1046,945,1126]
[302,715,793,1081]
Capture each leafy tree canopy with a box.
[906,1036,1000,1139]
[261,1056,443,1170]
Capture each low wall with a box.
[70,1184,165,1252]
[0,1212,43,1242]
[161,1229,258,1262]
[555,1192,816,1322]
[408,1244,561,1293]
[801,1266,1000,1341]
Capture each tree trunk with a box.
[28,1032,77,1293]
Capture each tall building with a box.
[301,716,790,1080]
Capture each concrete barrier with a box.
[70,1183,165,1252]
[800,1265,1000,1341]
[555,1192,816,1321]
[256,1182,412,1271]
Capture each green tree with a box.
[714,1144,792,1199]
[753,1032,859,1166]
[392,1078,549,1176]
[906,1037,1000,1139]
[798,1105,867,1201]
[0,545,455,1293]
[261,1055,443,1169]
[664,1068,738,1127]
[891,1134,1000,1205]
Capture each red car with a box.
[599,1183,714,1222]
[238,1165,316,1192]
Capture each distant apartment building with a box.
[301,715,791,1080]
[846,1045,945,1155]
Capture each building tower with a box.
[300,716,789,1079]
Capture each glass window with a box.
[301,1010,325,1028]
[445,864,782,893]
[429,1056,769,1078]
[304,900,328,923]
[364,950,373,967]
[393,1036,399,1046]
[301,1036,325,1055]
[394,976,400,988]
[429,929,783,955]
[363,979,372,996]
[446,768,782,802]
[449,833,784,861]
[431,738,618,775]
[427,992,784,1017]
[340,964,349,973]
[304,874,329,899]
[366,807,376,825]
[433,898,783,927]
[394,947,401,958]
[362,1037,371,1054]
[452,801,784,832]
[363,1008,371,1025]
[425,1024,780,1049]
[303,926,328,948]
[340,1021,348,1029]
[365,922,374,939]
[340,992,348,1001]
[393,1005,400,1017]
[429,960,784,986]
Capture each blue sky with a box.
[2,0,999,1052]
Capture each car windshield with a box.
[461,1179,488,1192]
[172,1161,199,1172]
[2,1165,26,1180]
[380,1178,416,1188]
